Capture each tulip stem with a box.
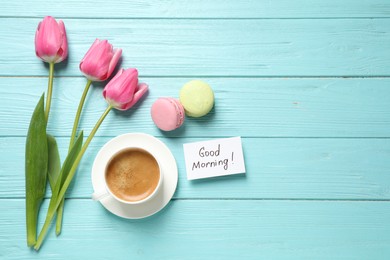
[69,80,92,150]
[34,105,113,251]
[45,62,55,123]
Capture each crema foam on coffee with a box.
[105,148,160,202]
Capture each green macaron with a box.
[179,80,214,117]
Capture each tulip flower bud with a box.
[103,68,148,110]
[79,39,122,81]
[35,16,68,63]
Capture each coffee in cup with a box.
[92,147,162,204]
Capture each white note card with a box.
[183,137,246,180]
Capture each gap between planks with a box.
[2,16,390,20]
[2,136,390,139]
[2,197,390,202]
[4,75,390,79]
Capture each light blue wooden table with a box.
[1,1,390,259]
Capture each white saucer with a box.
[91,133,178,219]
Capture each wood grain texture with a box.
[2,0,390,258]
[1,199,390,259]
[0,77,389,137]
[1,137,390,199]
[1,18,390,77]
[2,0,390,18]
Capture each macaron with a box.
[151,97,185,131]
[179,80,214,117]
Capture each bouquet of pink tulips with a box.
[26,16,148,250]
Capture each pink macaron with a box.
[151,97,185,131]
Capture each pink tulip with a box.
[103,68,148,110]
[35,16,68,63]
[79,39,122,81]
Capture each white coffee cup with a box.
[92,147,163,205]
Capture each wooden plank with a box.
[2,137,390,199]
[2,199,390,258]
[2,0,390,18]
[1,77,389,138]
[1,18,390,77]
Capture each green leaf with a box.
[47,134,61,191]
[25,94,48,247]
[51,131,84,204]
[55,132,83,235]
[59,131,83,191]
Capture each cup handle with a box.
[92,190,110,201]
